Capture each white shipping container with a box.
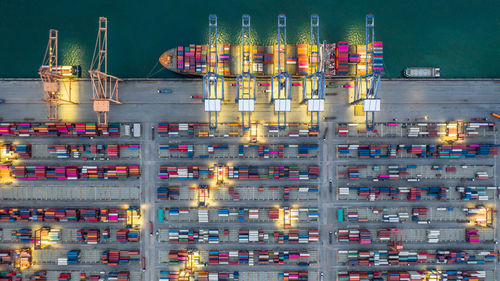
[133,123,141,137]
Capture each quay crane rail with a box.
[39,29,77,120]
[203,15,224,130]
[302,14,325,129]
[89,17,122,127]
[235,15,256,130]
[351,14,381,130]
[270,14,292,130]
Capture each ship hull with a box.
[159,41,383,78]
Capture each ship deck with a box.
[160,44,357,77]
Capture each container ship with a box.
[159,41,383,78]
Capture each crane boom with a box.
[89,17,121,126]
[236,14,256,130]
[39,29,76,120]
[202,15,224,130]
[271,14,292,130]
[351,14,382,131]
[302,14,325,130]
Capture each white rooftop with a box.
[204,99,221,112]
[238,99,255,112]
[363,99,381,112]
[307,99,324,112]
[274,99,291,112]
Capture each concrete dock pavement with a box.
[0,79,500,123]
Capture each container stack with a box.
[57,273,71,281]
[157,123,169,135]
[42,228,61,246]
[106,272,130,281]
[102,229,110,239]
[0,250,13,265]
[466,229,480,243]
[183,44,196,73]
[158,166,205,179]
[264,53,274,67]
[198,209,209,223]
[177,46,184,71]
[427,230,440,243]
[217,44,231,76]
[167,250,189,265]
[252,46,264,75]
[77,229,99,244]
[279,271,308,281]
[100,250,140,266]
[348,53,361,64]
[80,209,99,222]
[335,42,349,75]
[476,172,489,180]
[67,250,79,264]
[47,145,69,158]
[347,168,360,180]
[195,45,207,74]
[308,166,320,179]
[296,44,308,75]
[11,229,32,243]
[7,165,140,180]
[106,144,119,158]
[0,122,121,137]
[128,166,140,178]
[13,144,31,159]
[371,41,384,73]
[168,229,196,244]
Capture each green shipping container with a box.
[158,208,164,223]
[337,208,344,222]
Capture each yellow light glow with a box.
[58,80,81,122]
[424,270,442,281]
[14,248,32,271]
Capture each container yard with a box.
[0,82,498,281]
[0,10,498,281]
[331,112,499,281]
[0,122,143,281]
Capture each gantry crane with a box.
[386,228,403,252]
[39,29,79,120]
[270,14,292,130]
[351,14,381,131]
[203,15,224,130]
[89,17,122,126]
[235,15,256,130]
[302,15,325,129]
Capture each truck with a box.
[157,89,172,94]
[142,257,145,272]
[149,221,153,236]
[133,123,141,138]
[491,113,500,119]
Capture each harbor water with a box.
[0,0,499,78]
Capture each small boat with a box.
[403,67,440,78]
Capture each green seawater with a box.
[0,0,499,78]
